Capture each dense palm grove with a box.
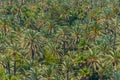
[0,0,120,80]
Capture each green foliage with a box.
[44,53,59,65]
[0,0,120,80]
[0,68,4,77]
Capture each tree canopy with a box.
[0,0,120,80]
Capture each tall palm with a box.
[45,42,61,58]
[23,29,43,60]
[5,30,21,75]
[0,31,20,75]
[7,43,21,75]
[0,32,7,53]
[86,48,102,73]
[62,55,74,80]
[0,15,11,35]
[0,32,10,74]
[70,25,81,51]
[56,26,71,55]
[104,51,120,71]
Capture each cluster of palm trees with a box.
[0,0,120,80]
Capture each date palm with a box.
[62,55,74,80]
[45,42,61,58]
[86,48,101,73]
[0,15,11,35]
[7,43,21,75]
[56,26,71,55]
[70,25,81,50]
[23,29,42,60]
[104,51,120,71]
[0,0,120,79]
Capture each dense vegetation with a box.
[0,0,120,80]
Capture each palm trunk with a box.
[63,41,66,55]
[13,52,16,75]
[31,41,34,60]
[7,60,10,74]
[13,60,16,75]
[113,28,116,51]
[3,24,7,35]
[31,49,35,60]
[66,69,69,80]
[113,17,117,51]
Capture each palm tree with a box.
[23,29,42,60]
[86,48,101,73]
[45,42,61,58]
[25,67,41,80]
[4,29,21,75]
[70,25,81,51]
[102,51,120,79]
[104,51,120,71]
[0,15,11,35]
[7,43,21,75]
[56,26,71,55]
[0,33,10,75]
[62,55,74,80]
